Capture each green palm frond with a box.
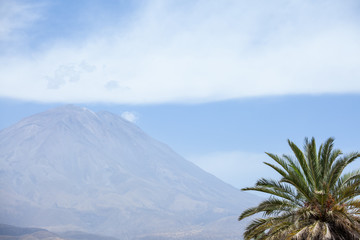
[327,152,360,189]
[239,137,360,240]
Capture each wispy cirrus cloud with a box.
[0,0,360,103]
[0,0,44,48]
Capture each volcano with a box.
[0,105,258,239]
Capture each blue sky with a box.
[1,0,360,189]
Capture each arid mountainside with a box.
[0,105,259,239]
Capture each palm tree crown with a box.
[239,137,360,240]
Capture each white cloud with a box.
[121,111,138,123]
[187,151,272,189]
[46,64,81,89]
[0,0,360,103]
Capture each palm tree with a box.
[239,137,360,240]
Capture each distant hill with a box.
[0,224,121,240]
[0,223,65,240]
[0,105,260,239]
